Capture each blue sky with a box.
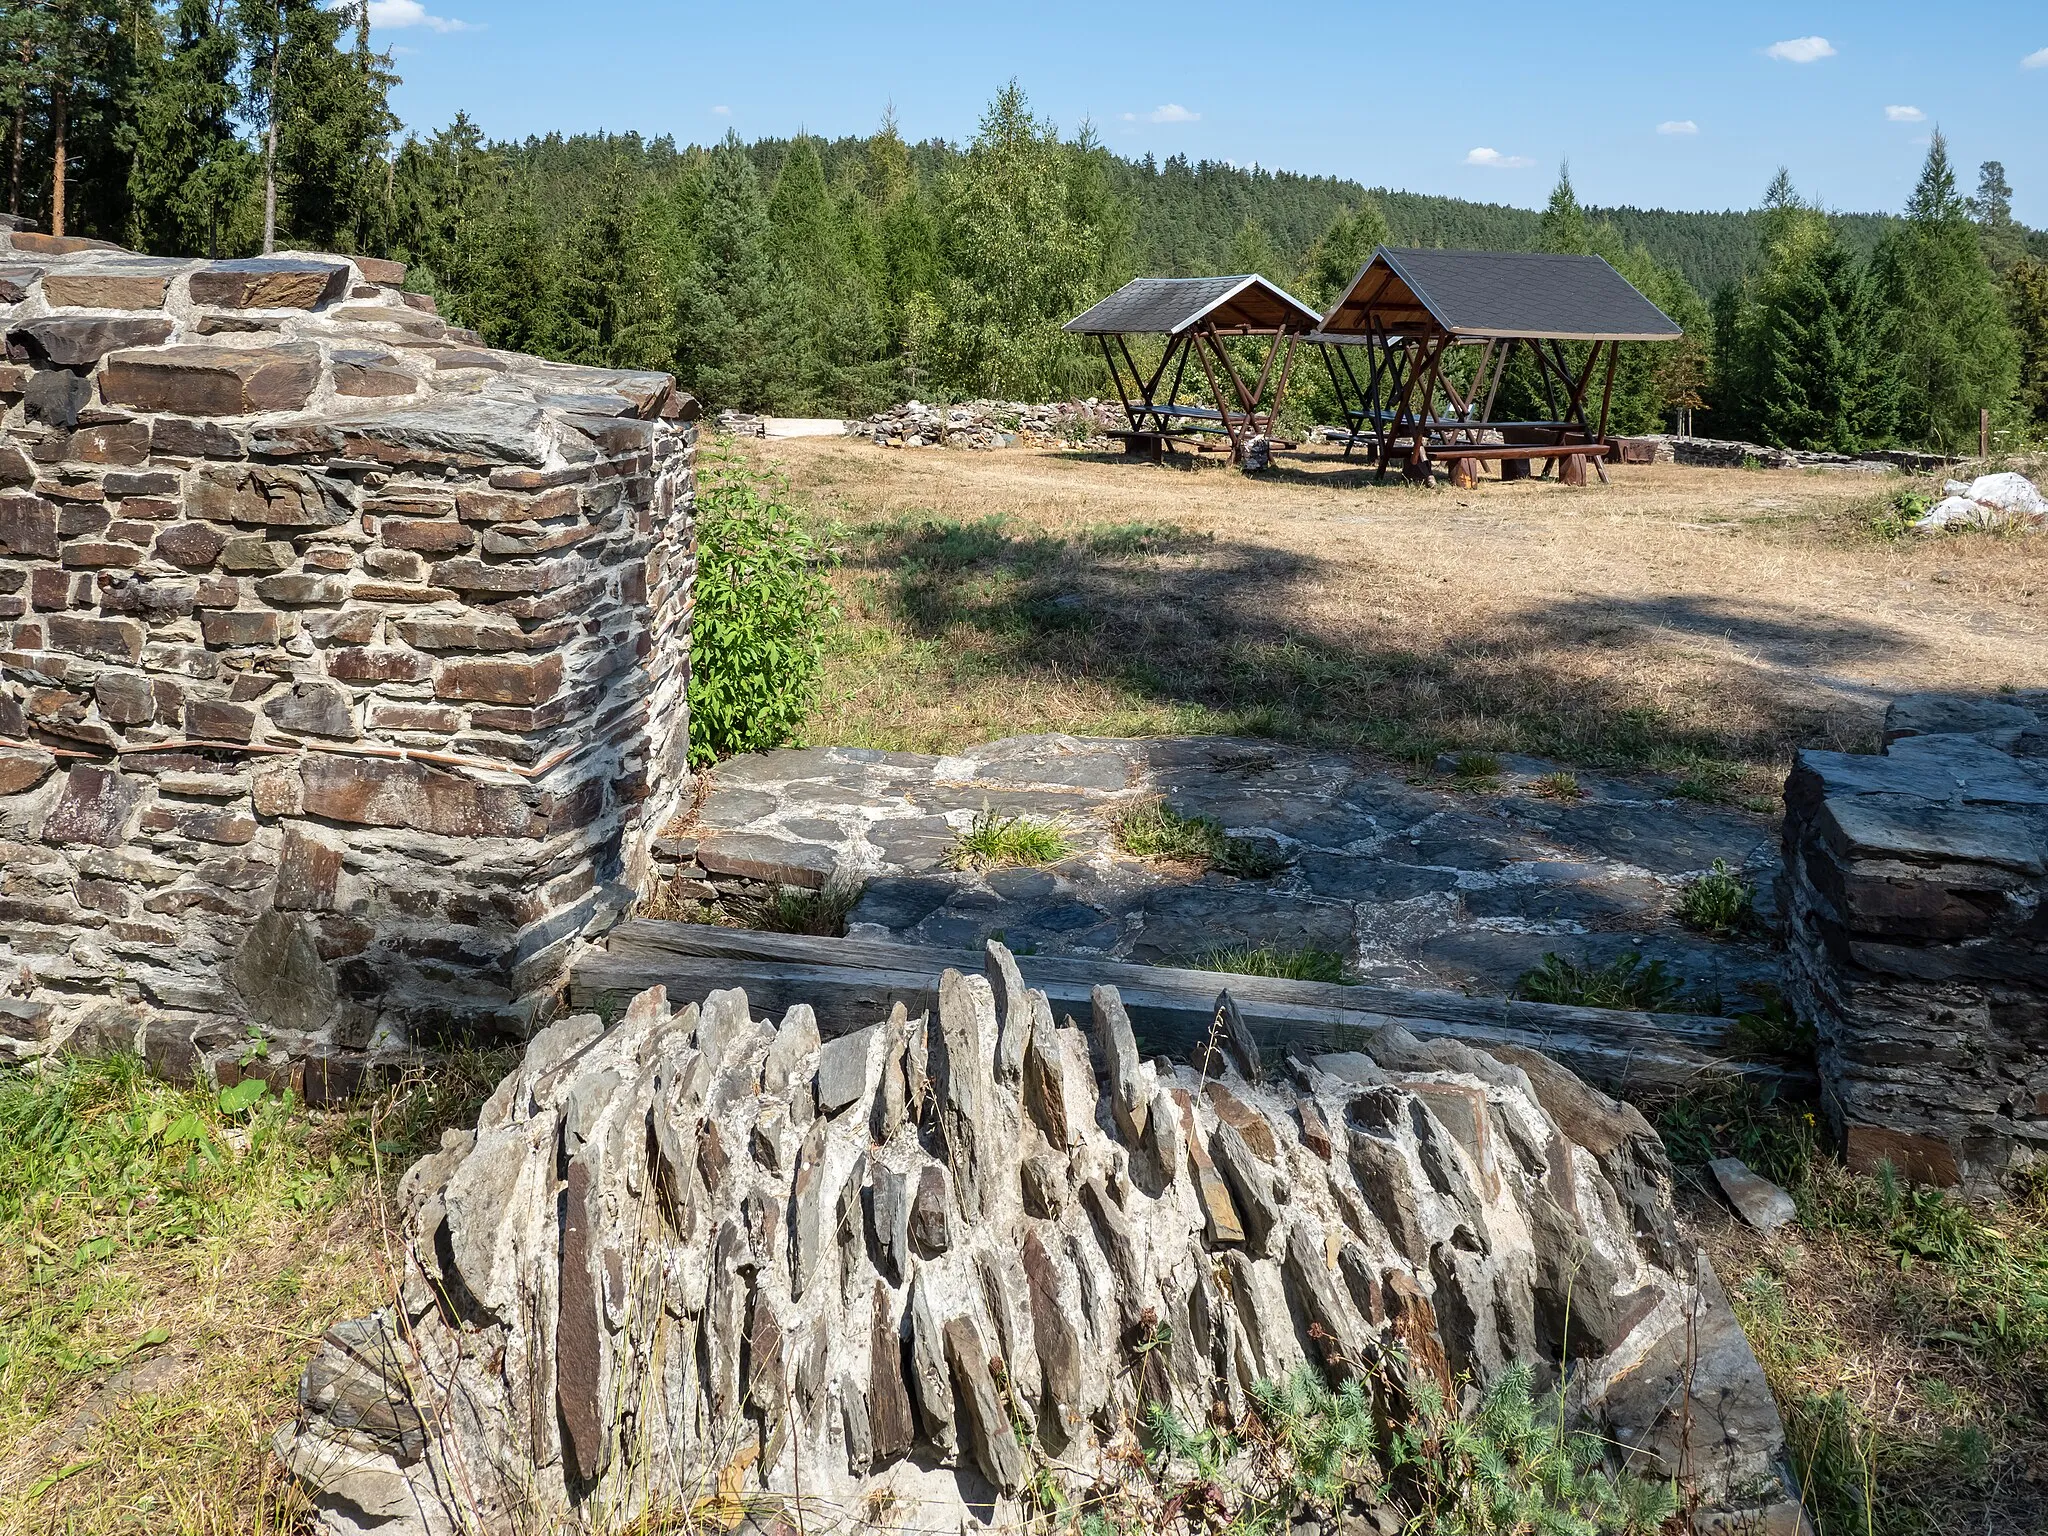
[369,1,2048,223]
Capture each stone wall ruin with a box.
[1781,691,2048,1194]
[0,229,697,1094]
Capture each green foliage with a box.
[1392,1364,1679,1535]
[734,880,862,937]
[1725,991,1819,1066]
[1655,1078,1819,1189]
[1514,951,1688,1013]
[124,0,253,256]
[1678,859,1757,935]
[687,451,836,766]
[1873,134,2023,453]
[2005,255,2048,435]
[1450,750,1503,784]
[945,804,1073,871]
[1190,945,1350,984]
[1109,799,1290,878]
[1532,771,1584,801]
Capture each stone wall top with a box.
[0,231,694,460]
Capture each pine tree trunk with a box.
[8,95,22,216]
[49,72,66,237]
[262,10,281,254]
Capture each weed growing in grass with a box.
[1671,756,1743,804]
[1188,946,1351,984]
[1656,1078,1819,1189]
[1513,951,1689,1012]
[946,805,1072,871]
[1532,770,1585,800]
[1108,799,1292,878]
[1679,859,1758,935]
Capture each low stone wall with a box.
[1781,692,2048,1192]
[279,960,1800,1535]
[0,230,697,1095]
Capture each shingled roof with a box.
[1064,275,1323,336]
[1320,248,1682,342]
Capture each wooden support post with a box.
[1501,456,1531,482]
[1559,451,1588,487]
[1980,408,1990,460]
[1448,456,1479,489]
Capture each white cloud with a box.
[2024,47,2048,69]
[1765,36,1835,63]
[1657,119,1699,135]
[1884,104,1925,122]
[368,0,472,32]
[711,105,731,115]
[1146,104,1199,124]
[1464,147,1535,169]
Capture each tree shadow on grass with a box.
[834,513,1925,774]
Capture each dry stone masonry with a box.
[0,229,697,1094]
[1781,691,2048,1194]
[279,955,1802,1535]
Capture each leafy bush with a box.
[945,805,1072,871]
[1678,859,1757,935]
[1514,951,1688,1012]
[687,450,836,766]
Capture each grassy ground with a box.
[0,1053,507,1535]
[766,440,2045,801]
[1662,1090,2048,1536]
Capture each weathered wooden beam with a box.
[572,922,1799,1098]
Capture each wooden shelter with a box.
[1064,275,1322,462]
[1312,248,1681,484]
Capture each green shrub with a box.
[1678,859,1757,935]
[687,451,836,767]
[946,805,1072,871]
[1514,951,1688,1012]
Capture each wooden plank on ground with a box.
[572,922,1794,1096]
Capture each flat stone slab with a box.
[1709,1156,1798,1232]
[680,735,1782,1004]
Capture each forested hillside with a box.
[6,3,2047,452]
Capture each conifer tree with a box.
[127,0,253,256]
[674,131,786,411]
[555,156,675,371]
[1969,160,2024,274]
[1538,163,1587,255]
[2006,256,2048,431]
[1300,200,1388,307]
[1873,133,2020,450]
[1226,215,1279,277]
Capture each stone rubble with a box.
[0,229,698,1093]
[1708,1157,1798,1233]
[1780,691,2048,1192]
[852,398,1122,451]
[278,957,1802,1535]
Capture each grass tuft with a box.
[945,805,1073,871]
[1449,750,1503,784]
[1186,945,1351,984]
[735,879,864,937]
[1108,799,1291,879]
[1513,950,1690,1012]
[1678,859,1758,935]
[1531,770,1585,800]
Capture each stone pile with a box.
[0,230,697,1093]
[855,398,1122,451]
[1781,691,2048,1193]
[714,409,766,438]
[278,952,1800,1536]
[1628,436,1952,474]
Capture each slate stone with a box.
[0,491,58,557]
[12,315,173,367]
[101,343,321,415]
[944,1315,1027,1492]
[1709,1157,1797,1233]
[41,764,146,847]
[867,1282,915,1462]
[1129,886,1357,967]
[816,1024,876,1115]
[43,271,169,309]
[697,832,835,890]
[189,258,349,310]
[1209,1121,1280,1251]
[1091,984,1148,1145]
[1021,1228,1084,1445]
[24,367,92,428]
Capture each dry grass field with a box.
[760,437,2045,804]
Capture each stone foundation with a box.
[1781,692,2048,1192]
[0,230,697,1095]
